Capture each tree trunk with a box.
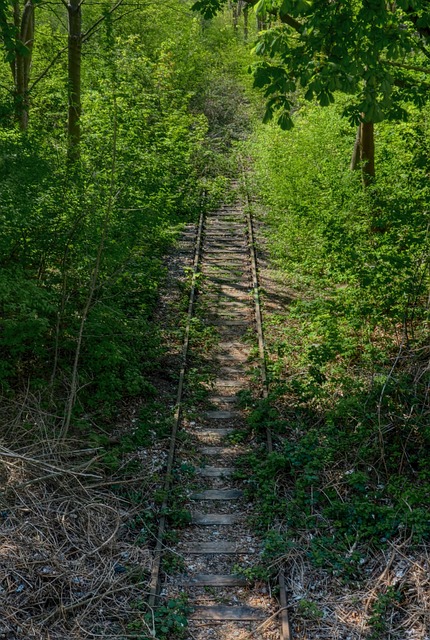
[360,121,375,186]
[232,1,239,31]
[22,2,34,94]
[67,0,82,160]
[350,124,361,171]
[350,121,375,186]
[243,3,248,40]
[232,0,243,31]
[11,0,34,129]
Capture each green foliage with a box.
[0,0,30,63]
[368,587,402,639]
[129,595,190,640]
[161,552,187,575]
[251,0,430,126]
[149,596,190,640]
[192,0,227,20]
[158,482,192,528]
[297,599,324,621]
[232,562,270,582]
[165,505,193,529]
[194,0,430,126]
[248,102,430,328]
[226,428,247,444]
[239,99,430,584]
[0,1,249,432]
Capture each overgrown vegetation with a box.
[240,97,430,636]
[0,2,252,637]
[2,0,430,636]
[0,1,251,431]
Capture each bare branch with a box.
[81,0,125,43]
[28,44,68,92]
[0,446,102,479]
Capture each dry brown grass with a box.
[0,407,158,640]
[276,536,430,639]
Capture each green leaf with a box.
[318,92,331,107]
[263,106,274,123]
[277,111,293,130]
[191,0,226,19]
[254,40,266,56]
[254,0,268,17]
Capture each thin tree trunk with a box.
[350,121,375,186]
[67,0,82,160]
[232,0,243,31]
[12,0,34,128]
[243,3,248,40]
[60,102,118,440]
[11,0,29,130]
[232,2,238,31]
[350,124,361,171]
[360,121,375,186]
[19,0,34,128]
[22,1,34,92]
[12,1,20,83]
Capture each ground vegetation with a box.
[240,91,430,639]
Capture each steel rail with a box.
[242,165,293,640]
[148,209,205,609]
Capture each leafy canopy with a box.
[193,0,430,128]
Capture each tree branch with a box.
[29,0,127,92]
[0,446,102,479]
[383,59,430,74]
[279,11,302,32]
[81,0,124,42]
[28,44,68,92]
[393,77,430,91]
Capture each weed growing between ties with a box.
[238,100,430,637]
[129,594,190,639]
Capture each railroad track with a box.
[148,177,292,639]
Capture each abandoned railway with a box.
[147,178,292,639]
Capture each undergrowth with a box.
[238,98,430,636]
[0,5,253,638]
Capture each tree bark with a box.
[350,124,361,171]
[243,3,248,40]
[67,0,82,160]
[350,121,375,186]
[232,0,239,31]
[360,121,375,186]
[11,0,34,129]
